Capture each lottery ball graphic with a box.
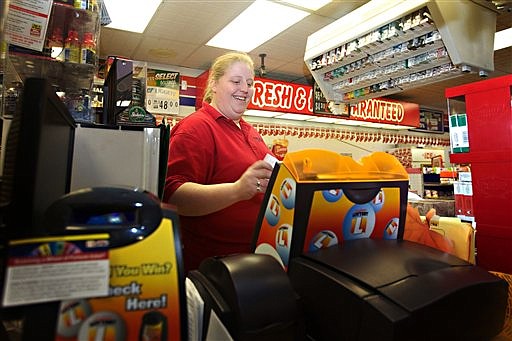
[275,224,293,266]
[264,194,281,226]
[342,204,376,240]
[280,178,296,209]
[57,299,92,337]
[322,189,343,203]
[78,311,126,341]
[309,230,338,252]
[383,217,400,240]
[371,190,385,212]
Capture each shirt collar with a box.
[202,102,247,127]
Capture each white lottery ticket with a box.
[264,153,278,168]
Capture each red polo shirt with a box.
[164,102,271,271]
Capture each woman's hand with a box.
[234,160,274,200]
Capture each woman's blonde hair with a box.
[203,51,255,103]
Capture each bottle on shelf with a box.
[88,0,98,12]
[82,89,92,122]
[64,29,80,63]
[46,27,65,61]
[74,0,88,10]
[80,32,96,65]
[4,82,23,119]
[66,88,92,123]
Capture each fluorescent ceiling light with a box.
[206,0,309,52]
[280,0,332,11]
[495,28,512,51]
[103,0,161,33]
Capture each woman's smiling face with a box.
[210,61,254,122]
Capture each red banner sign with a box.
[195,72,419,128]
[248,78,313,114]
[350,98,420,127]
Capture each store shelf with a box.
[424,182,454,187]
[422,173,455,200]
[324,37,446,87]
[317,23,440,75]
[409,198,455,216]
[305,0,497,104]
[3,2,99,86]
[7,52,96,92]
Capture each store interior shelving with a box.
[305,0,498,106]
[1,1,100,119]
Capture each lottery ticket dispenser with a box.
[253,149,410,268]
[252,149,508,340]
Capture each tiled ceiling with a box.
[99,0,512,112]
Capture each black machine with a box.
[0,77,76,239]
[0,77,77,336]
[288,239,507,340]
[188,253,304,341]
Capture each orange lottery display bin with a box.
[253,149,410,267]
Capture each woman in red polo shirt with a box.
[163,51,274,272]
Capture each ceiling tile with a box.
[99,28,142,58]
[144,1,249,44]
[131,36,198,65]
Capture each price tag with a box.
[146,69,180,115]
[146,87,180,115]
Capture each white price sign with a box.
[146,69,180,115]
[146,86,180,115]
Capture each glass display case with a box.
[1,0,100,123]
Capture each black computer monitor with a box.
[0,77,76,332]
[0,77,76,239]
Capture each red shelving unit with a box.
[447,74,512,273]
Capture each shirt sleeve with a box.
[163,119,215,202]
